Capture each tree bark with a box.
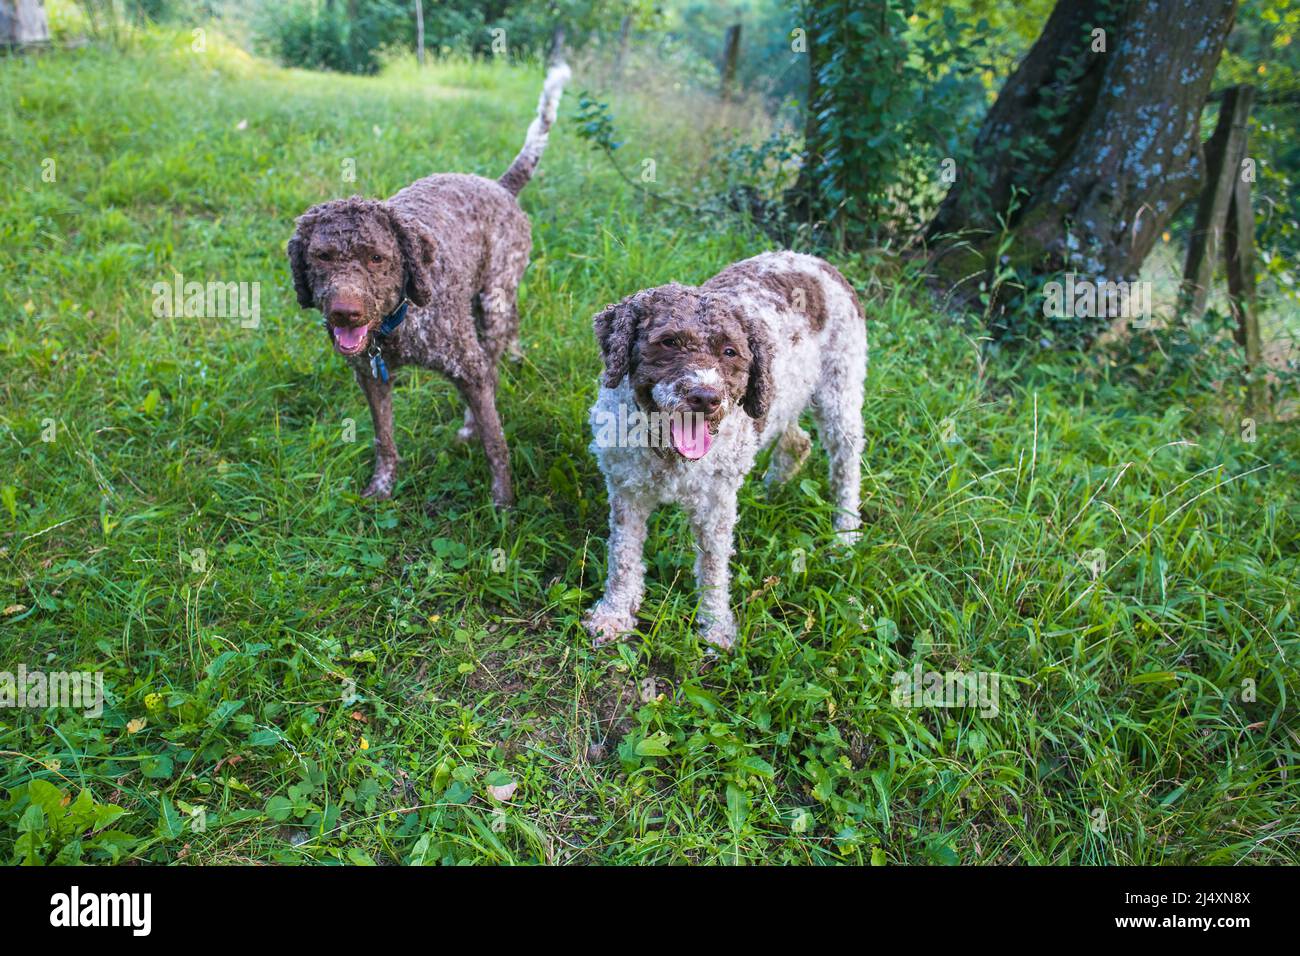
[927,0,1238,339]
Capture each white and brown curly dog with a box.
[584,251,867,649]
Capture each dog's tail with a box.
[498,60,571,197]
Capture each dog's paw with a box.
[831,527,860,550]
[490,481,514,511]
[699,619,737,651]
[457,408,478,444]
[361,477,394,500]
[584,606,635,646]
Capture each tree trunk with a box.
[0,0,50,45]
[927,0,1238,342]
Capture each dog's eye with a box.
[369,254,383,264]
[662,336,680,348]
[723,347,738,358]
[315,251,334,262]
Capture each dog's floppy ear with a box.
[286,207,323,309]
[593,294,641,388]
[743,320,774,420]
[385,208,437,308]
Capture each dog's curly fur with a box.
[286,64,569,508]
[584,251,867,649]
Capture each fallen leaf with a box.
[487,780,517,802]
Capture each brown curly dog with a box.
[286,63,570,508]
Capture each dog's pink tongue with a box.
[332,325,368,352]
[670,414,713,460]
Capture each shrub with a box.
[255,0,411,75]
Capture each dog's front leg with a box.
[688,487,740,650]
[355,368,398,499]
[584,491,652,646]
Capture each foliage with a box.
[674,0,808,102]
[479,0,660,57]
[253,0,413,75]
[3,780,136,865]
[574,93,624,153]
[1215,0,1300,305]
[572,91,799,235]
[792,0,987,245]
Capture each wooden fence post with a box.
[1180,85,1254,319]
[414,0,425,66]
[720,23,741,100]
[613,13,632,79]
[1225,149,1268,416]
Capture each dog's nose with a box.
[685,387,722,415]
[327,296,363,325]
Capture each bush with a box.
[256,0,411,75]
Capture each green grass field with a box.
[1,31,1297,865]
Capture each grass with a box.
[1,29,1297,866]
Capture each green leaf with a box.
[265,796,293,822]
[206,699,245,727]
[1130,671,1177,684]
[635,732,672,757]
[17,803,46,835]
[726,784,749,831]
[156,795,186,838]
[25,779,66,817]
[140,754,174,779]
[442,781,472,805]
